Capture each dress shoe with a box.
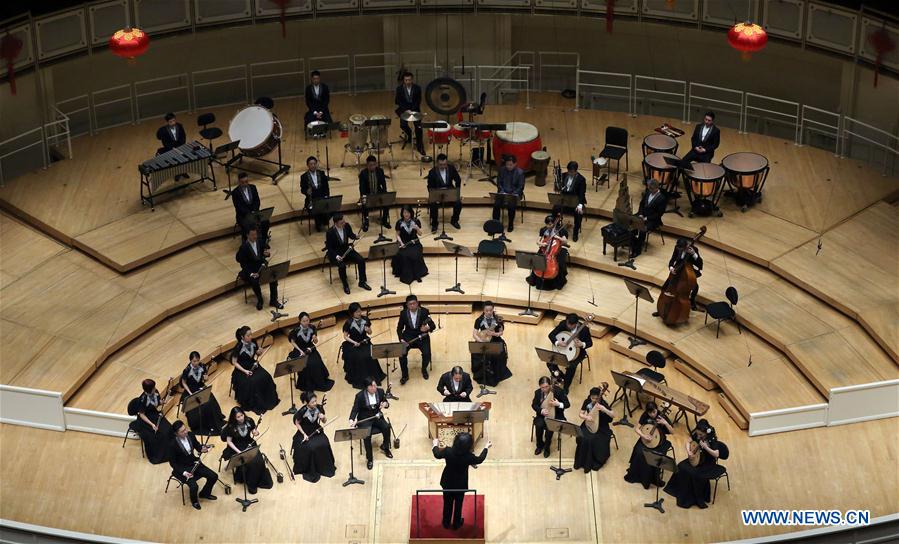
[192,502,201,510]
[400,376,408,385]
[255,301,263,311]
[422,369,429,380]
[651,312,660,317]
[431,226,438,234]
[343,285,351,295]
[416,278,422,283]
[362,224,369,232]
[691,304,698,311]
[452,518,464,530]
[508,224,515,232]
[248,487,258,495]
[698,503,709,509]
[535,446,543,456]
[543,446,551,458]
[359,282,372,291]
[451,220,461,230]
[199,493,217,500]
[573,232,579,243]
[381,447,393,459]
[442,521,451,530]
[270,300,284,309]
[366,460,373,470]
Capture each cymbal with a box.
[401,110,424,122]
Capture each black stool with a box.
[197,112,223,151]
[637,350,667,384]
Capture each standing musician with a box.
[230,326,280,414]
[396,294,436,384]
[625,401,675,489]
[630,179,668,259]
[349,378,394,470]
[547,313,593,392]
[426,153,463,232]
[527,214,569,291]
[437,366,473,402]
[682,111,720,164]
[127,378,172,464]
[470,302,513,386]
[394,71,426,156]
[169,420,218,510]
[304,70,332,125]
[325,213,371,295]
[155,113,187,179]
[220,406,273,494]
[391,204,429,285]
[492,155,525,232]
[300,156,331,232]
[292,391,336,483]
[657,237,703,312]
[432,432,492,530]
[236,225,282,311]
[288,312,334,392]
[664,419,730,509]
[358,155,390,232]
[341,302,386,388]
[557,161,587,242]
[180,351,225,435]
[232,172,270,241]
[532,376,569,458]
[573,385,615,473]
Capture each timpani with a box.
[641,133,678,157]
[684,162,725,217]
[722,152,769,211]
[642,152,682,215]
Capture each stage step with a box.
[609,331,670,364]
[673,357,718,391]
[553,315,611,339]
[718,392,749,430]
[494,305,543,325]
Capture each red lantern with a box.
[273,0,290,38]
[867,26,896,88]
[109,28,150,62]
[606,0,615,34]
[727,21,768,60]
[1,32,23,95]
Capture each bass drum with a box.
[493,122,542,170]
[368,114,389,149]
[348,114,369,152]
[229,105,282,157]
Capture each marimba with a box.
[139,141,215,209]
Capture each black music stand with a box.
[307,195,343,235]
[442,241,473,294]
[624,279,654,349]
[310,122,341,179]
[534,347,572,384]
[468,341,503,397]
[364,117,393,173]
[335,427,372,486]
[545,418,581,480]
[515,251,546,317]
[642,449,676,513]
[180,386,215,434]
[452,409,489,442]
[364,191,397,244]
[489,193,520,243]
[422,121,446,168]
[368,242,400,298]
[225,135,291,184]
[547,192,581,218]
[274,356,307,416]
[225,445,262,511]
[371,342,407,376]
[477,123,507,182]
[617,215,645,271]
[214,140,240,199]
[241,206,274,236]
[428,187,459,242]
[610,370,642,427]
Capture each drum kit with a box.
[226,104,291,183]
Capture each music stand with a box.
[371,342,407,376]
[180,386,215,433]
[364,117,393,173]
[515,251,546,317]
[545,418,581,480]
[364,191,397,244]
[452,409,489,442]
[335,427,372,486]
[274,355,308,416]
[225,445,262,511]
[368,242,400,298]
[624,279,654,349]
[534,347,572,385]
[242,206,274,236]
[617,215,646,271]
[478,123,507,182]
[422,121,446,168]
[468,341,503,397]
[442,241,473,294]
[428,187,460,242]
[642,449,676,513]
[214,140,240,199]
[310,122,338,178]
[547,192,581,218]
[258,260,290,288]
[307,195,343,235]
[489,192,520,243]
[610,370,643,427]
[662,156,694,172]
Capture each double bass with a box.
[656,226,706,325]
[533,215,569,281]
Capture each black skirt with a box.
[573,424,612,473]
[232,367,281,414]
[470,341,513,386]
[342,342,386,388]
[391,244,429,284]
[293,350,335,392]
[291,431,337,483]
[183,394,225,436]
[222,446,273,493]
[663,459,724,508]
[527,251,568,291]
[624,438,671,489]
[133,416,172,464]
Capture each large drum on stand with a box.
[347,114,369,153]
[642,134,678,157]
[368,114,390,149]
[684,162,725,217]
[642,152,681,214]
[229,105,282,157]
[722,152,770,211]
[493,122,542,171]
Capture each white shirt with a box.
[242,186,251,202]
[405,85,413,99]
[439,169,448,185]
[337,227,345,242]
[408,309,419,328]
[647,191,659,204]
[313,84,321,98]
[366,391,378,407]
[565,175,574,191]
[701,125,711,141]
[451,378,460,392]
[169,125,177,139]
[178,436,191,453]
[309,170,319,188]
[249,240,258,256]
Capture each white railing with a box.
[633,75,687,122]
[191,64,249,109]
[249,58,305,101]
[308,54,351,94]
[353,52,397,94]
[799,104,842,155]
[841,116,899,176]
[475,65,531,108]
[90,83,135,131]
[537,51,579,92]
[44,105,72,160]
[575,70,632,114]
[688,82,745,132]
[134,73,191,122]
[744,92,801,144]
[0,127,47,186]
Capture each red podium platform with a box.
[409,493,485,544]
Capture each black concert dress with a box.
[526,226,569,291]
[289,325,335,392]
[663,434,730,508]
[391,218,429,284]
[470,315,512,386]
[341,317,386,388]
[128,390,172,464]
[573,398,613,472]
[291,405,337,483]
[624,412,673,489]
[180,363,225,435]
[231,340,280,414]
[220,418,274,493]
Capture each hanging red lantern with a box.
[867,26,895,88]
[606,0,615,34]
[727,21,768,60]
[273,0,290,38]
[1,32,24,95]
[109,28,150,62]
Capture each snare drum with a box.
[307,120,327,139]
[347,114,368,152]
[368,114,389,149]
[531,150,551,187]
[493,122,542,170]
[642,152,679,193]
[229,105,282,157]
[722,152,769,209]
[684,162,725,217]
[428,121,452,145]
[642,134,678,157]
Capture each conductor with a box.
[432,433,491,531]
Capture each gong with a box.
[425,77,467,116]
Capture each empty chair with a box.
[197,112,223,151]
[599,126,629,181]
[704,286,741,338]
[637,349,667,384]
[476,219,507,272]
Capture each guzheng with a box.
[624,371,709,426]
[139,141,215,209]
[418,401,491,447]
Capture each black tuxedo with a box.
[300,170,331,230]
[532,386,570,451]
[394,84,425,153]
[349,388,392,460]
[558,172,588,239]
[236,238,278,306]
[232,183,269,240]
[168,432,218,504]
[492,167,526,227]
[546,322,593,391]
[426,165,463,229]
[631,189,668,256]
[436,371,473,402]
[304,83,332,125]
[432,445,488,528]
[325,223,367,288]
[358,167,390,229]
[664,246,703,307]
[156,123,186,152]
[683,123,720,163]
[396,307,436,379]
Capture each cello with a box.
[656,226,706,326]
[533,215,569,280]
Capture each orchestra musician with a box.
[325,213,371,295]
[470,302,512,386]
[573,386,615,473]
[394,71,426,156]
[664,419,730,509]
[624,401,675,489]
[547,313,593,392]
[655,237,703,312]
[349,378,394,470]
[426,153,463,232]
[391,204,429,284]
[437,366,474,402]
[169,420,218,510]
[432,432,492,530]
[180,351,225,435]
[232,172,269,241]
[682,111,720,164]
[288,312,334,392]
[341,302,386,388]
[236,225,282,311]
[230,326,280,414]
[291,391,336,483]
[358,155,390,232]
[304,70,332,125]
[492,155,525,232]
[220,407,273,494]
[300,156,331,232]
[155,112,187,180]
[557,161,587,242]
[527,213,569,291]
[532,376,569,458]
[396,294,436,384]
[127,378,172,464]
[630,179,668,259]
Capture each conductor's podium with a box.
[418,402,492,447]
[410,491,485,544]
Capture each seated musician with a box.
[527,213,569,291]
[558,161,587,242]
[396,294,436,384]
[289,312,334,393]
[180,351,225,436]
[341,302,385,388]
[349,377,394,470]
[573,385,615,473]
[426,153,462,232]
[391,204,428,284]
[654,237,703,312]
[624,401,675,489]
[304,70,332,125]
[230,326,280,414]
[232,172,269,241]
[492,155,525,232]
[358,155,389,232]
[155,112,188,180]
[394,71,426,156]
[292,391,336,483]
[127,378,172,464]
[682,111,720,164]
[532,376,569,458]
[664,419,730,509]
[470,301,512,386]
[236,226,282,311]
[169,420,218,510]
[547,313,593,392]
[221,406,273,494]
[325,214,371,295]
[630,179,668,259]
[437,366,473,402]
[300,156,331,232]
[432,432,492,531]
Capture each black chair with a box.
[197,112,223,151]
[704,286,741,338]
[255,96,275,110]
[710,462,730,503]
[644,224,665,251]
[475,220,506,272]
[165,475,187,506]
[321,247,358,284]
[598,127,629,181]
[122,423,146,459]
[637,350,667,385]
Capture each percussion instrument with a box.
[367,114,389,148]
[493,122,542,170]
[452,122,490,142]
[229,105,282,157]
[642,152,680,194]
[684,162,725,217]
[531,150,551,187]
[551,314,595,361]
[721,152,770,210]
[418,401,491,446]
[306,120,327,140]
[139,141,214,209]
[347,114,369,152]
[424,77,467,116]
[400,110,423,123]
[655,123,685,138]
[427,120,452,145]
[642,133,678,157]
